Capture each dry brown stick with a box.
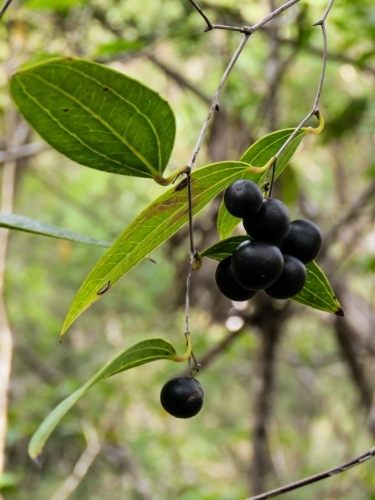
[245,447,375,500]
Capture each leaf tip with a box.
[31,453,43,468]
[335,307,345,317]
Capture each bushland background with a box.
[1,0,375,499]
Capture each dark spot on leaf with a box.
[103,87,109,91]
[63,109,69,112]
[335,308,345,317]
[97,281,110,295]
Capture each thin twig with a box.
[245,447,375,500]
[274,2,334,160]
[188,0,303,170]
[205,0,301,34]
[187,0,212,30]
[188,33,250,169]
[0,0,14,21]
[185,169,194,336]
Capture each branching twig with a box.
[245,447,375,500]
[187,0,304,170]
[189,0,301,34]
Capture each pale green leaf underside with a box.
[0,213,111,248]
[217,128,306,239]
[10,57,175,179]
[61,161,253,336]
[201,236,342,315]
[28,338,177,461]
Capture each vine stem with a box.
[184,169,194,338]
[0,0,14,20]
[273,1,334,161]
[188,0,301,35]
[187,0,303,170]
[244,447,375,500]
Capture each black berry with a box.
[279,219,323,264]
[224,180,263,218]
[232,240,284,290]
[265,255,307,299]
[215,256,257,301]
[243,198,290,242]
[160,377,204,419]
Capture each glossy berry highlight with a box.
[160,377,204,419]
[224,180,263,218]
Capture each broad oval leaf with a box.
[28,338,178,462]
[217,128,306,239]
[201,237,343,315]
[61,161,251,337]
[0,213,111,247]
[10,57,175,180]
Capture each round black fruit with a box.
[243,198,290,242]
[160,377,204,419]
[279,219,322,264]
[232,240,284,290]
[215,256,257,301]
[224,180,263,218]
[265,255,307,299]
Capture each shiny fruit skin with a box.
[243,198,290,242]
[215,256,257,301]
[232,240,284,291]
[265,255,307,299]
[224,180,263,218]
[279,219,322,264]
[160,377,204,419]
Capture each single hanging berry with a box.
[224,180,263,218]
[243,198,290,243]
[160,377,204,419]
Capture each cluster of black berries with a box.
[215,179,323,301]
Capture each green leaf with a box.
[10,57,176,181]
[292,261,343,315]
[0,213,111,247]
[201,239,343,315]
[200,235,249,261]
[28,338,178,462]
[217,128,306,239]
[61,161,251,337]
